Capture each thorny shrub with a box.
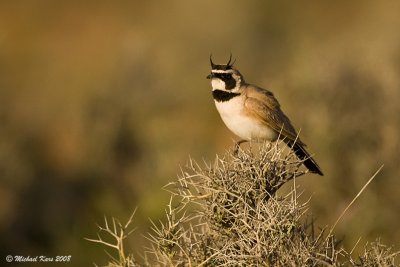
[89,142,399,266]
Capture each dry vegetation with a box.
[89,143,399,266]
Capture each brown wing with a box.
[243,85,306,146]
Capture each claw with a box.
[233,140,248,156]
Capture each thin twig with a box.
[327,165,384,239]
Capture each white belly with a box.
[214,97,278,141]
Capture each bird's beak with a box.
[206,73,213,79]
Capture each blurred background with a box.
[0,1,399,265]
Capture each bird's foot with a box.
[233,140,248,156]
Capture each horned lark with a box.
[207,55,323,175]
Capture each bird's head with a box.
[207,54,244,92]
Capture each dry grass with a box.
[88,142,399,266]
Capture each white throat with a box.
[211,79,226,90]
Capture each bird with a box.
[207,55,323,176]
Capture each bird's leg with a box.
[234,140,248,156]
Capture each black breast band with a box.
[212,90,240,102]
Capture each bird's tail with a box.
[286,140,323,176]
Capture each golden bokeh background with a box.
[1,1,399,265]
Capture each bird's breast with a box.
[214,96,278,141]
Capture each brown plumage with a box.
[243,85,323,175]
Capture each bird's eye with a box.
[213,73,232,81]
